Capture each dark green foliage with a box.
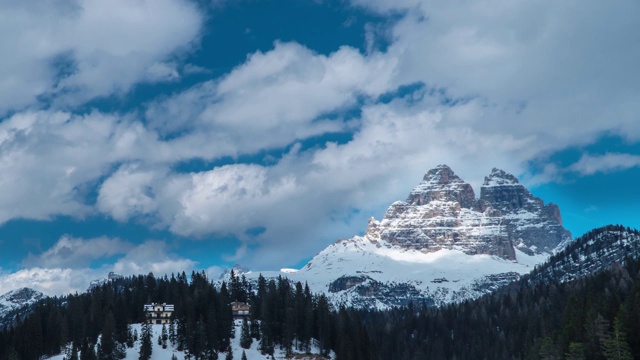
[0,269,364,359]
[138,322,152,360]
[5,224,640,360]
[356,250,640,360]
[239,318,252,349]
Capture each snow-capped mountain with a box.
[87,271,124,292]
[0,287,44,328]
[528,224,640,284]
[249,165,572,308]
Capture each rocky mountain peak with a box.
[0,287,45,327]
[406,164,476,209]
[373,165,571,257]
[483,168,520,187]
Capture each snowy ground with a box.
[47,319,332,360]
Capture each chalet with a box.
[231,301,250,317]
[144,303,174,324]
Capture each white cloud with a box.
[0,267,102,296]
[170,164,299,237]
[2,1,640,274]
[146,62,181,82]
[22,235,133,269]
[145,42,397,155]
[351,1,640,144]
[0,239,200,296]
[569,153,640,176]
[112,240,197,277]
[97,164,163,222]
[0,0,202,113]
[0,110,169,223]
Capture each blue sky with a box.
[0,0,639,295]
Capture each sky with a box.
[0,0,639,296]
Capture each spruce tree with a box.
[161,324,168,348]
[225,345,233,360]
[240,318,252,349]
[603,316,633,360]
[241,350,247,360]
[139,322,153,360]
[565,342,585,360]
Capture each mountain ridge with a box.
[244,165,572,308]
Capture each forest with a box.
[0,270,373,360]
[2,226,640,359]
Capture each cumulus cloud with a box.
[357,1,640,145]
[0,0,202,114]
[112,240,197,277]
[0,267,99,296]
[569,153,640,176]
[0,110,171,223]
[145,42,397,155]
[22,235,133,269]
[0,239,200,296]
[2,1,640,274]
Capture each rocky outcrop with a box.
[367,165,570,259]
[253,164,574,309]
[480,168,571,253]
[0,288,45,328]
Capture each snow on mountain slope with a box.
[47,320,332,360]
[251,235,547,308]
[245,165,570,309]
[529,225,640,284]
[0,287,44,327]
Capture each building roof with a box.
[144,303,174,312]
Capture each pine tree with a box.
[168,319,176,346]
[250,318,260,341]
[241,350,247,360]
[80,340,97,360]
[603,315,633,360]
[565,342,585,360]
[126,325,134,348]
[67,343,79,360]
[139,322,153,360]
[240,318,252,349]
[161,324,168,349]
[225,345,233,360]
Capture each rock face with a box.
[480,168,571,254]
[370,165,570,260]
[528,225,640,284]
[0,287,45,328]
[245,165,574,309]
[87,271,124,292]
[255,165,573,309]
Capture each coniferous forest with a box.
[2,233,640,359]
[0,271,374,360]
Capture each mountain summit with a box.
[260,165,573,308]
[369,165,570,260]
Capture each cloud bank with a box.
[1,1,640,294]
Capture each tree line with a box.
[3,225,640,359]
[0,270,374,360]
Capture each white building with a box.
[144,303,174,324]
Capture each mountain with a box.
[251,165,572,308]
[0,287,44,327]
[527,224,640,284]
[87,271,124,291]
